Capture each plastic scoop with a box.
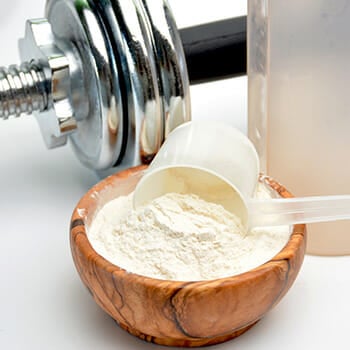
[134,121,350,229]
[134,120,260,225]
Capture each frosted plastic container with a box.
[248,0,350,255]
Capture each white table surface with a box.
[1,1,349,349]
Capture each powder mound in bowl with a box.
[87,186,291,281]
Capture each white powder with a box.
[87,185,291,281]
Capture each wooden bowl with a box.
[70,166,306,347]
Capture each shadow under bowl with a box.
[70,166,306,347]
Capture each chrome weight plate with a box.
[46,0,126,170]
[45,0,191,171]
[139,0,191,137]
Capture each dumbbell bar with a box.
[181,17,246,84]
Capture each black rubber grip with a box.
[179,16,247,85]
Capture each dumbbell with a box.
[0,0,246,173]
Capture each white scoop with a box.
[134,121,350,229]
[134,121,260,226]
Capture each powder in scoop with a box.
[87,185,291,281]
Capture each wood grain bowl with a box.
[70,166,306,347]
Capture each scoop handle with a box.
[247,195,350,228]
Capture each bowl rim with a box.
[70,165,306,289]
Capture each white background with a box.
[0,1,349,349]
